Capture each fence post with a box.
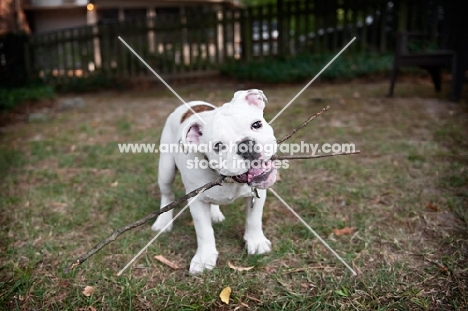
[397,0,408,32]
[242,7,253,62]
[379,1,388,52]
[266,3,274,56]
[24,37,31,84]
[360,4,367,52]
[92,24,101,71]
[277,0,286,55]
[223,6,230,61]
[61,31,67,83]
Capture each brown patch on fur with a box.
[180,104,215,123]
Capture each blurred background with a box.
[1,0,466,108]
[1,1,468,309]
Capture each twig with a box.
[272,151,360,161]
[277,105,331,144]
[66,107,358,273]
[65,175,225,273]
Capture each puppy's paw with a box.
[151,213,173,232]
[244,234,271,255]
[189,251,218,275]
[210,205,225,224]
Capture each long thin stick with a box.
[277,105,331,144]
[117,191,205,276]
[272,151,360,161]
[65,176,225,272]
[269,188,357,276]
[66,106,358,273]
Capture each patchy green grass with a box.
[0,79,467,310]
[0,85,55,111]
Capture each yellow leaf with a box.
[227,261,254,271]
[82,286,95,297]
[111,181,118,187]
[154,255,180,269]
[219,286,231,304]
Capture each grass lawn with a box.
[0,78,467,310]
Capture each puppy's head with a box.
[181,89,277,189]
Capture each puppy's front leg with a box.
[244,189,271,254]
[189,199,218,274]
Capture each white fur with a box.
[152,90,277,274]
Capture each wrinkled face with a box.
[182,89,278,189]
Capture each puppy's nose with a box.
[237,139,261,160]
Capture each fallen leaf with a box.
[154,255,179,269]
[52,202,67,208]
[333,227,355,236]
[82,286,94,297]
[219,286,231,304]
[426,202,438,212]
[111,181,118,187]
[228,261,254,272]
[88,306,97,311]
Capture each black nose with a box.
[237,139,261,160]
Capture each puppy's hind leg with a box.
[151,152,176,232]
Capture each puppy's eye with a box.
[213,142,225,153]
[251,121,262,130]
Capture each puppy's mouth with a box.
[231,159,275,186]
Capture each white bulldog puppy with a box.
[152,89,278,274]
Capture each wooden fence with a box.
[20,0,444,84]
[26,7,234,83]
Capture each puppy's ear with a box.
[181,121,203,145]
[245,89,267,110]
[232,89,267,110]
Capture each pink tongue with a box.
[247,168,265,183]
